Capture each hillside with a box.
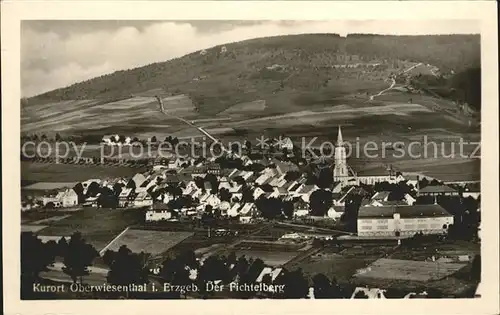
[21,33,481,147]
[26,34,480,113]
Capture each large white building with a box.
[357,204,453,238]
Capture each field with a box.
[353,258,466,281]
[21,95,197,135]
[231,249,299,266]
[21,162,147,182]
[102,228,194,256]
[290,246,393,283]
[35,208,144,251]
[21,224,48,233]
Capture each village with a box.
[21,127,481,299]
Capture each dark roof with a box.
[152,203,170,210]
[419,185,457,194]
[358,204,451,219]
[204,182,213,191]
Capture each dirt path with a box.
[369,62,423,101]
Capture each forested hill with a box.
[27,33,480,113]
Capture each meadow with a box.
[102,228,194,256]
[353,258,466,282]
[21,162,147,182]
[36,208,144,251]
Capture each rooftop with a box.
[419,185,457,194]
[358,204,452,219]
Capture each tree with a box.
[278,268,309,298]
[62,232,99,283]
[219,188,231,202]
[312,273,334,298]
[309,189,333,216]
[21,232,57,282]
[282,200,294,219]
[244,140,252,151]
[55,133,62,141]
[151,136,157,143]
[105,245,148,286]
[470,254,481,281]
[97,187,119,208]
[284,171,300,182]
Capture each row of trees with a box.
[23,227,481,300]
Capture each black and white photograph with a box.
[2,1,499,314]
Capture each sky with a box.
[21,20,480,97]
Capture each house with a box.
[146,203,172,222]
[101,135,116,145]
[204,182,213,194]
[253,187,266,200]
[370,191,416,206]
[256,267,283,283]
[206,163,222,176]
[59,189,78,207]
[228,184,243,194]
[227,203,241,217]
[238,203,256,216]
[462,183,480,199]
[21,202,32,211]
[82,194,100,207]
[204,195,221,208]
[118,188,136,208]
[167,158,184,170]
[418,185,459,197]
[263,191,279,199]
[219,201,231,212]
[357,204,454,238]
[294,209,309,218]
[255,173,273,186]
[42,189,78,208]
[327,206,344,220]
[295,185,319,203]
[274,160,299,176]
[239,216,252,224]
[269,174,288,188]
[134,191,153,208]
[280,233,303,240]
[403,173,432,188]
[131,173,147,188]
[184,186,203,200]
[278,137,294,151]
[351,287,387,299]
[335,186,370,206]
[218,181,231,191]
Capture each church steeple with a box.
[333,125,348,182]
[337,126,343,146]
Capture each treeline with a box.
[409,67,481,111]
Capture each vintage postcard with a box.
[2,1,499,315]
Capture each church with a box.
[332,126,404,187]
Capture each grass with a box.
[37,208,144,251]
[21,162,147,182]
[354,258,466,282]
[291,246,392,283]
[103,229,194,256]
[230,249,300,267]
